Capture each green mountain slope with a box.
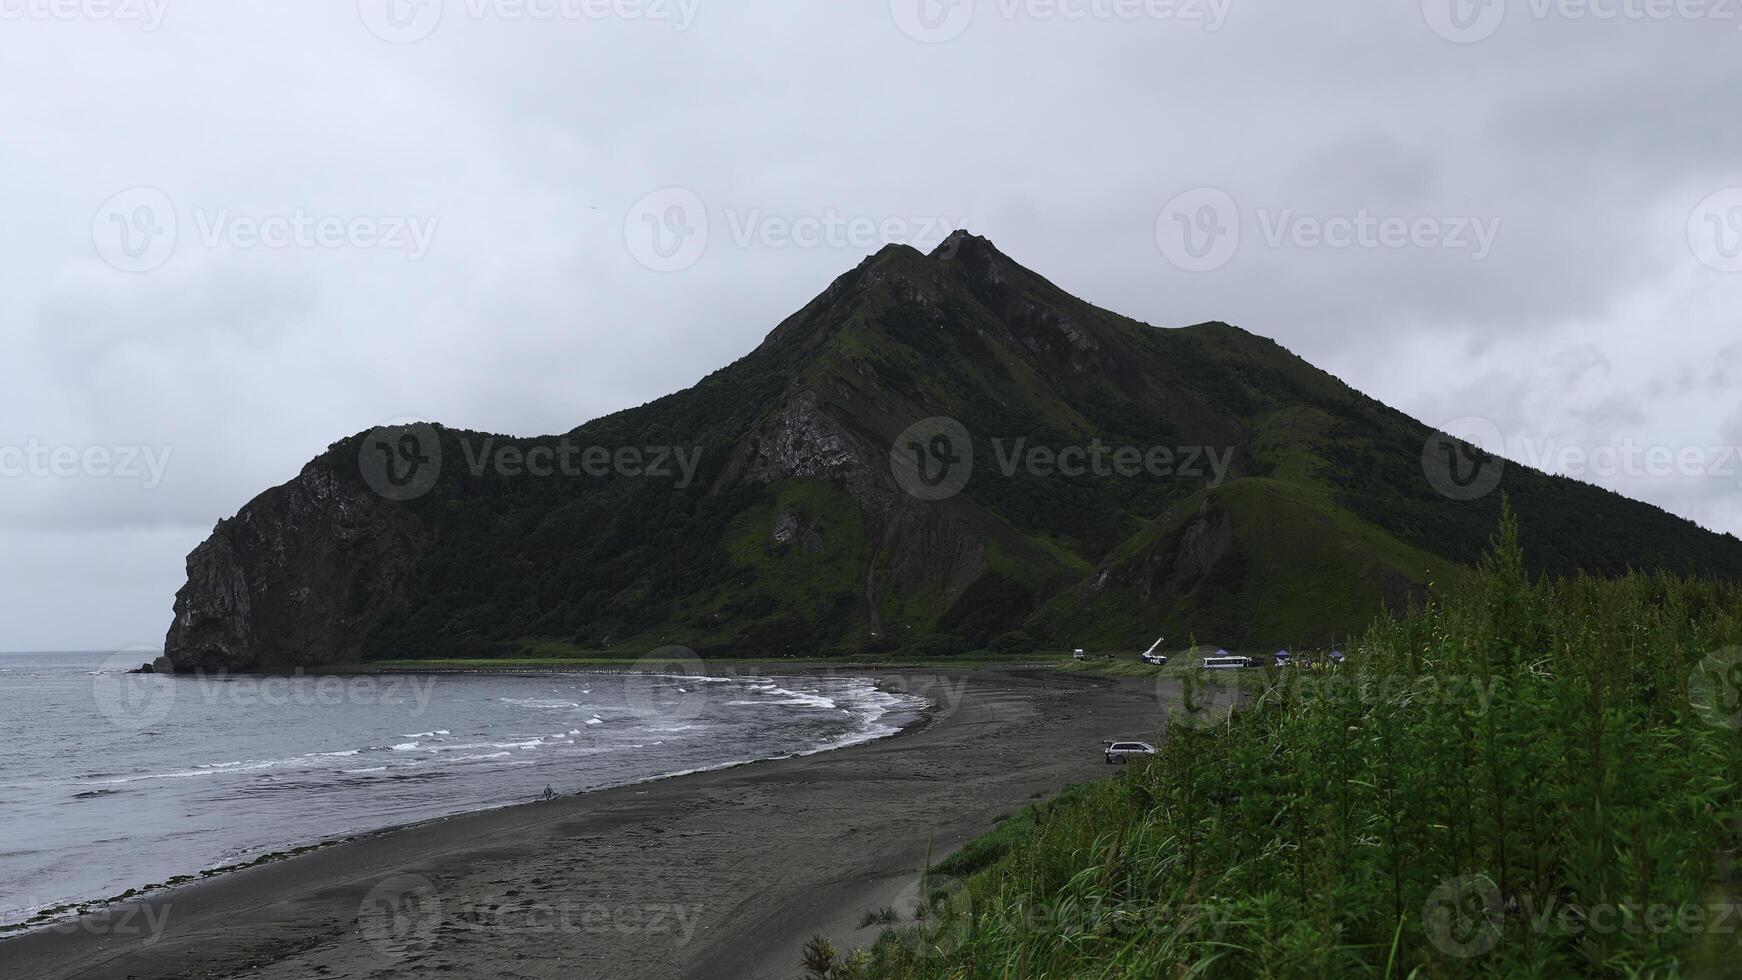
[160,233,1742,669]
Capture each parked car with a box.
[1104,741,1156,764]
[1072,648,1087,661]
[1273,650,1293,667]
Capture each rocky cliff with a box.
[162,462,428,672]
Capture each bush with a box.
[851,506,1742,978]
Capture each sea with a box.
[0,651,924,928]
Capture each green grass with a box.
[825,507,1742,978]
[1028,475,1459,651]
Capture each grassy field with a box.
[807,509,1742,978]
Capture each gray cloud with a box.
[3,0,1741,649]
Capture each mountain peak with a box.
[932,229,999,261]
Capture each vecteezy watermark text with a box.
[93,658,444,731]
[447,899,705,941]
[1424,871,1742,959]
[359,422,705,502]
[1423,416,1742,501]
[0,440,171,489]
[358,873,703,961]
[93,188,439,273]
[45,902,174,944]
[624,187,968,272]
[192,209,439,260]
[359,0,703,43]
[990,438,1234,485]
[0,0,169,29]
[458,438,703,485]
[1156,188,1501,272]
[890,417,1234,501]
[1423,0,1742,44]
[890,0,1233,43]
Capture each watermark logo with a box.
[1423,416,1506,501]
[623,646,711,723]
[1422,0,1506,42]
[1423,873,1504,958]
[93,187,176,273]
[359,873,443,958]
[358,0,443,42]
[1156,187,1239,273]
[891,0,974,41]
[91,645,176,730]
[1689,647,1742,730]
[626,187,708,272]
[1165,673,1238,729]
[1689,188,1742,273]
[891,417,974,501]
[359,419,444,502]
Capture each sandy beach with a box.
[0,667,1168,980]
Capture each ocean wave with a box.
[724,685,839,710]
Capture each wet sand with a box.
[0,667,1168,980]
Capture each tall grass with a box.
[843,508,1742,978]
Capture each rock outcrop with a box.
[160,462,429,672]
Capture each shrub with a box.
[851,505,1742,977]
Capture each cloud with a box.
[3,0,1740,648]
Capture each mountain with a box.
[160,233,1742,671]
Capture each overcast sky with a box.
[3,0,1740,651]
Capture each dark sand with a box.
[1,667,1170,980]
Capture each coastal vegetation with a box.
[826,510,1742,977]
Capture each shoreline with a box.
[0,669,936,937]
[2,667,1168,980]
